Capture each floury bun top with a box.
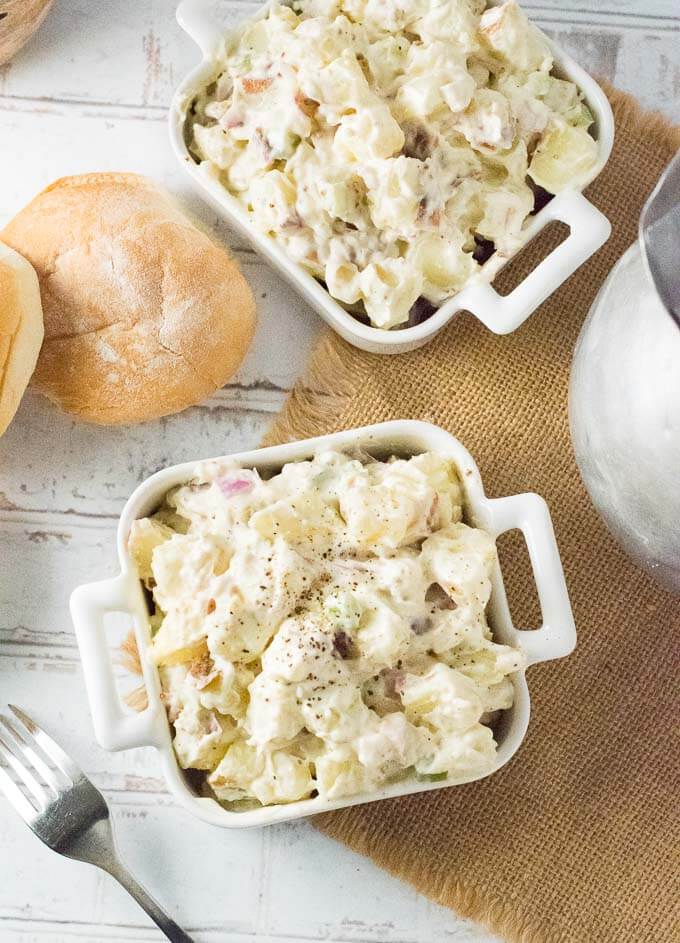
[190,0,598,329]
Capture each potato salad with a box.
[129,450,525,809]
[190,0,598,329]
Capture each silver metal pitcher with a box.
[570,152,680,593]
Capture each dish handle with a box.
[459,190,611,334]
[489,493,576,665]
[176,0,225,57]
[70,575,163,752]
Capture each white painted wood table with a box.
[0,2,677,941]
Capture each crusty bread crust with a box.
[0,0,54,67]
[1,173,256,425]
[0,242,44,436]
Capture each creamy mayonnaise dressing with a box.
[191,0,597,329]
[130,450,525,808]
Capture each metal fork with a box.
[0,705,193,942]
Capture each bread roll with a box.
[1,173,256,425]
[0,0,54,67]
[0,242,44,436]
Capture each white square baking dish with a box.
[71,420,576,828]
[169,0,614,354]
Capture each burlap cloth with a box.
[262,87,680,943]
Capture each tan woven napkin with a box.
[264,87,680,943]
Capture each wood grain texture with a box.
[0,0,677,118]
[0,1,677,940]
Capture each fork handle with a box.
[103,857,194,942]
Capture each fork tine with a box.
[0,761,37,824]
[9,706,80,783]
[0,733,46,809]
[0,717,61,795]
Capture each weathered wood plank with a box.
[0,915,498,943]
[527,0,680,19]
[0,0,677,119]
[0,394,273,516]
[0,808,499,942]
[0,96,240,241]
[0,388,298,518]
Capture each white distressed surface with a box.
[0,1,676,941]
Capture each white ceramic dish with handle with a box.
[71,420,576,828]
[169,0,614,354]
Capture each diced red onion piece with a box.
[217,475,255,497]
